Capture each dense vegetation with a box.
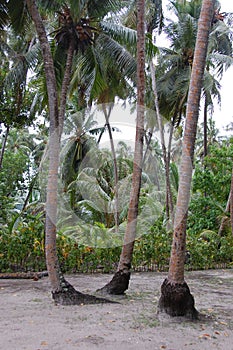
[0,0,232,277]
[0,124,232,273]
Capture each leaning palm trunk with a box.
[218,191,231,236]
[150,61,174,222]
[230,167,233,236]
[97,0,145,295]
[103,103,119,231]
[26,0,112,305]
[158,0,215,318]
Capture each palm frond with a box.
[96,33,136,79]
[7,0,30,34]
[0,1,8,30]
[87,0,125,18]
[209,53,233,77]
[100,20,137,48]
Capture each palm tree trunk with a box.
[103,103,119,231]
[26,0,61,293]
[218,191,231,236]
[21,174,38,212]
[203,96,208,160]
[150,61,174,222]
[230,167,233,236]
[142,127,154,165]
[158,0,214,318]
[97,0,145,295]
[26,0,113,305]
[58,41,74,137]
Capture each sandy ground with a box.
[1,269,233,350]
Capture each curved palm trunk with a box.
[26,0,61,293]
[158,0,214,318]
[97,0,145,295]
[218,191,231,236]
[26,0,112,305]
[203,96,208,160]
[142,127,154,164]
[103,103,119,231]
[230,167,233,236]
[150,61,174,223]
[21,174,38,212]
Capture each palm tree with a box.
[0,24,39,167]
[202,9,233,157]
[24,0,134,304]
[158,0,215,318]
[59,147,134,247]
[94,65,134,230]
[22,0,142,304]
[97,0,146,295]
[157,0,232,153]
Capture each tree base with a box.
[96,270,130,295]
[158,278,198,319]
[52,279,117,305]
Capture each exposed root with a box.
[96,270,130,295]
[158,278,199,319]
[52,279,118,305]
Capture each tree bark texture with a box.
[97,0,145,295]
[159,0,214,318]
[103,103,119,231]
[26,1,114,305]
[158,278,198,319]
[26,0,61,293]
[150,61,174,221]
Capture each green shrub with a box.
[0,212,46,272]
[132,219,172,270]
[1,213,232,273]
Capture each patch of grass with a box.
[30,298,43,303]
[132,314,160,328]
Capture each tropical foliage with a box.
[0,0,232,283]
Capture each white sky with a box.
[205,0,233,133]
[98,0,233,147]
[160,0,233,134]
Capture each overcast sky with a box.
[99,0,232,147]
[209,0,233,133]
[161,0,233,134]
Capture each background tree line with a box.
[0,0,232,316]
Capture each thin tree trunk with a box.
[26,0,61,293]
[142,127,153,165]
[97,0,145,295]
[203,96,208,160]
[218,192,231,236]
[230,167,233,235]
[150,61,174,222]
[97,127,106,144]
[0,125,10,171]
[158,0,214,318]
[103,103,119,231]
[26,0,113,305]
[21,174,38,212]
[203,94,209,199]
[58,41,74,137]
